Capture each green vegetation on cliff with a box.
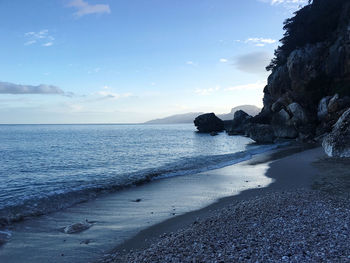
[267,0,348,72]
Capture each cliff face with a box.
[258,0,350,140]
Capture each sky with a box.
[0,0,308,124]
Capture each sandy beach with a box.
[99,146,350,263]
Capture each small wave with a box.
[0,142,288,227]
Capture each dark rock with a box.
[328,94,340,113]
[229,110,252,135]
[271,99,285,113]
[272,125,298,139]
[194,113,224,133]
[248,124,275,144]
[63,221,92,234]
[271,109,291,126]
[339,96,350,109]
[323,108,350,157]
[266,65,291,104]
[318,96,332,121]
[197,1,350,143]
[271,97,291,113]
[286,44,326,97]
[223,120,233,131]
[298,125,316,142]
[258,0,350,142]
[210,132,218,136]
[287,103,308,125]
[250,110,272,125]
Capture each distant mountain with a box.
[144,105,261,124]
[144,112,204,124]
[218,105,261,120]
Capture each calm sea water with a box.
[0,124,277,223]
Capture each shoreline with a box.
[102,146,350,262]
[0,142,315,263]
[1,142,306,263]
[0,137,284,228]
[100,144,323,262]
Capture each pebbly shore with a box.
[99,150,350,263]
[100,190,350,263]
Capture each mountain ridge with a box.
[144,105,260,124]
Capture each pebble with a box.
[99,190,350,263]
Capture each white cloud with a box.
[24,30,54,47]
[68,0,111,17]
[95,86,132,100]
[195,86,221,96]
[0,81,64,95]
[186,61,194,65]
[225,81,266,91]
[24,40,36,46]
[42,42,53,47]
[244,37,277,47]
[219,58,228,63]
[270,0,307,5]
[259,0,308,9]
[235,51,272,74]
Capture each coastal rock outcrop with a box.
[322,108,350,157]
[194,113,225,133]
[248,0,350,144]
[193,0,350,147]
[228,110,252,135]
[248,124,275,144]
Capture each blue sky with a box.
[0,0,307,123]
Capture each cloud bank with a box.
[0,81,64,95]
[68,0,111,17]
[234,51,272,74]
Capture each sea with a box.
[0,124,280,224]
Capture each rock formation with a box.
[247,0,350,144]
[193,0,350,146]
[228,110,252,135]
[322,108,350,157]
[194,113,225,133]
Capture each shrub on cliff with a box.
[267,0,347,71]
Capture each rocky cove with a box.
[195,0,350,158]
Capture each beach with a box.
[0,141,309,263]
[2,0,350,262]
[1,144,349,262]
[100,147,350,263]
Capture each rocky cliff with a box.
[194,0,350,153]
[249,0,350,143]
